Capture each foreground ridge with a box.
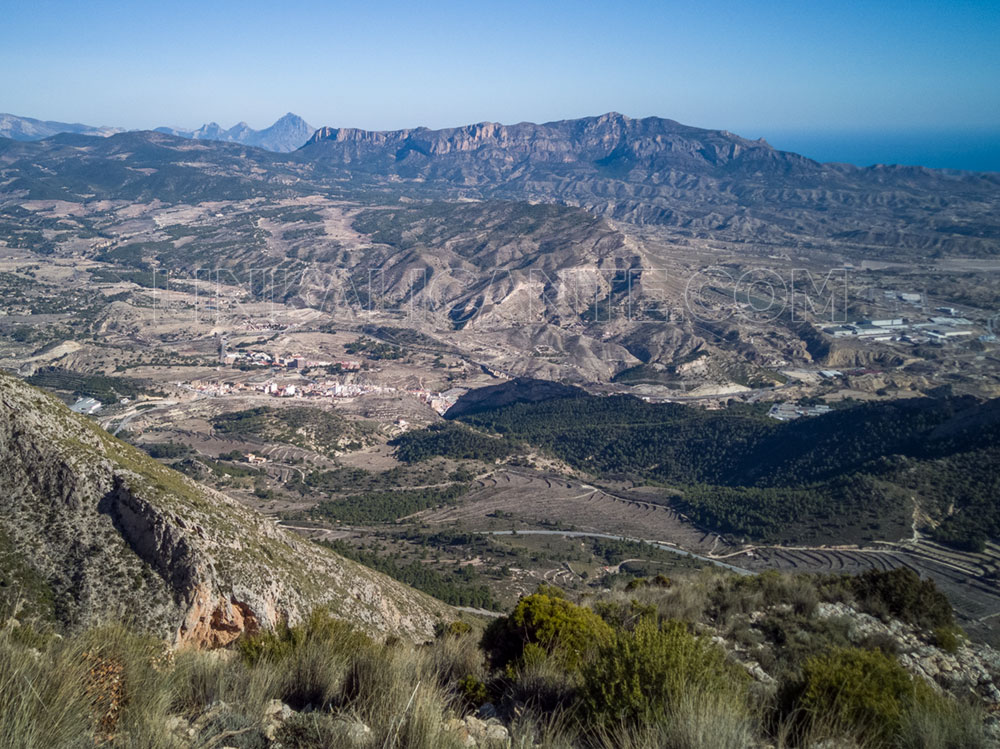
[0,371,448,647]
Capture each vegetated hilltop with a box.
[441,377,587,419]
[302,112,1000,258]
[425,382,1000,548]
[210,405,375,457]
[0,370,449,646]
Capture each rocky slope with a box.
[814,602,1000,705]
[0,371,449,646]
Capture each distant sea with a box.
[759,130,1000,173]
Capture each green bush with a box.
[622,574,671,592]
[848,568,954,630]
[457,674,489,708]
[932,625,961,654]
[482,588,612,672]
[435,620,472,638]
[797,647,930,746]
[582,616,746,729]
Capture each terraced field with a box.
[416,469,723,552]
[732,541,1000,636]
[416,468,1000,639]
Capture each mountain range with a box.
[299,112,1000,255]
[154,112,314,152]
[0,112,125,141]
[0,112,314,152]
[3,112,998,258]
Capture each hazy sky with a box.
[2,0,998,138]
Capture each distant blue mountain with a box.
[0,113,124,141]
[154,113,314,152]
[0,112,314,153]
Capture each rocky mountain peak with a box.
[153,114,315,152]
[302,112,791,173]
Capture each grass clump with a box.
[0,622,92,748]
[236,609,372,710]
[237,608,372,666]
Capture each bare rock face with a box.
[0,372,448,646]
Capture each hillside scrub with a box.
[0,569,992,748]
[792,647,986,748]
[582,616,748,729]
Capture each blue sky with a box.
[1,0,999,166]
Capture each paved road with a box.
[109,399,179,436]
[478,529,753,575]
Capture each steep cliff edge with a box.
[0,371,449,646]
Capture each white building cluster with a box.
[768,402,833,421]
[823,313,978,343]
[223,349,362,371]
[183,376,466,415]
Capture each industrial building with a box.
[69,397,102,415]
